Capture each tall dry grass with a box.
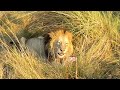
[0,11,120,79]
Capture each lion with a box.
[20,29,73,64]
[44,29,73,64]
[20,36,47,61]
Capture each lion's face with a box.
[48,29,73,59]
[54,35,70,58]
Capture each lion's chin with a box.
[57,53,65,58]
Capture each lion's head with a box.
[45,29,73,63]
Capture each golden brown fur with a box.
[19,29,73,64]
[44,29,73,64]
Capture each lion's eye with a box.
[57,41,61,45]
[66,43,68,45]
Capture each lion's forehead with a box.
[57,36,69,43]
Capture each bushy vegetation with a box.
[0,11,120,79]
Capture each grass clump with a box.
[0,11,120,79]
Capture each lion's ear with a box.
[65,31,73,41]
[43,33,52,44]
[47,32,54,38]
